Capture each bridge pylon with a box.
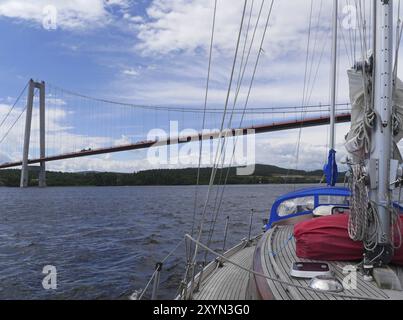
[20,79,46,188]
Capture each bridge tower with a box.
[20,79,46,188]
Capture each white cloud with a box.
[4,0,400,173]
[136,0,330,56]
[123,12,144,23]
[110,0,352,109]
[90,0,355,172]
[46,95,67,106]
[114,134,131,146]
[0,0,130,30]
[255,123,351,172]
[122,68,140,76]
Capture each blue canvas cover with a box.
[324,149,338,186]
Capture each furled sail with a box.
[345,68,403,162]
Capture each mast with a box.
[368,0,395,265]
[324,0,339,187]
[330,0,338,151]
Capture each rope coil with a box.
[348,163,380,251]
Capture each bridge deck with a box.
[0,114,351,169]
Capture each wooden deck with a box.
[258,225,403,300]
[193,245,255,300]
[192,225,403,300]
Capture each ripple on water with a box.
[0,184,297,299]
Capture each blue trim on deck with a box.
[267,187,350,229]
[266,187,403,230]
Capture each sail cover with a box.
[345,69,403,162]
[323,149,338,186]
[295,214,403,266]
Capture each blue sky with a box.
[0,1,145,97]
[0,0,398,173]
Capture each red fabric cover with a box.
[294,214,403,266]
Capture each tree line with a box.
[0,164,342,187]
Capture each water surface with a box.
[0,184,299,300]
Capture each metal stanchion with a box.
[248,209,255,243]
[222,216,230,252]
[151,262,163,300]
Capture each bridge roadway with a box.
[0,113,351,169]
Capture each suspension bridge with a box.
[0,79,352,188]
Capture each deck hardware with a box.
[248,209,255,244]
[290,262,333,279]
[151,262,163,300]
[223,216,230,252]
[363,260,374,282]
[215,258,224,269]
[309,276,344,293]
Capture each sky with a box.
[0,0,401,173]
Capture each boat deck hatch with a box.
[290,262,332,279]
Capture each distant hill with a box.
[0,164,341,187]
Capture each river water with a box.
[0,184,300,300]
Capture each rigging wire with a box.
[339,8,354,67]
[236,0,256,94]
[204,0,276,267]
[394,0,403,84]
[201,0,260,242]
[305,0,325,103]
[187,0,249,300]
[306,29,332,105]
[206,0,268,248]
[137,238,185,300]
[187,0,218,292]
[286,0,315,187]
